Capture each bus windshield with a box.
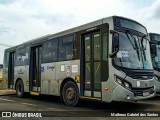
[152,44,160,69]
[113,32,152,69]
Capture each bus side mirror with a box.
[109,30,119,57]
[150,43,157,58]
[113,33,119,49]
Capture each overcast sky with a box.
[0,0,160,63]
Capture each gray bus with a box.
[149,33,160,93]
[3,16,155,106]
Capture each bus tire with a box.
[62,81,79,106]
[16,80,25,98]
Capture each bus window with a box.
[42,38,58,63]
[103,33,108,61]
[15,47,29,66]
[74,32,80,59]
[102,32,109,81]
[3,52,9,68]
[59,35,74,61]
[94,33,101,60]
[93,33,101,91]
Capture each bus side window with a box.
[52,39,58,62]
[4,52,9,68]
[59,35,74,61]
[74,32,80,59]
[15,47,29,66]
[58,38,65,61]
[102,32,109,81]
[42,38,58,63]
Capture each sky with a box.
[0,0,160,63]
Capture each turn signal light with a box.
[104,88,108,91]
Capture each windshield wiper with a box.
[125,30,139,50]
[140,35,147,61]
[109,49,119,57]
[141,35,148,50]
[125,30,140,60]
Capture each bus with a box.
[149,33,160,93]
[3,16,155,106]
[0,64,3,89]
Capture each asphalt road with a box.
[0,94,160,119]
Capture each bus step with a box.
[80,96,101,101]
[30,91,40,96]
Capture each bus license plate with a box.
[143,92,149,96]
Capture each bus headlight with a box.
[116,77,131,90]
[116,78,123,85]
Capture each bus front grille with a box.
[132,87,154,96]
[130,75,153,80]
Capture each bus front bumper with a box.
[112,85,155,102]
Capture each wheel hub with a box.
[65,87,75,100]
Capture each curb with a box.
[0,89,16,96]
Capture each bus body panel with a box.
[154,70,160,92]
[14,65,29,92]
[99,17,113,102]
[41,62,56,95]
[101,81,111,102]
[56,60,80,95]
[41,60,80,96]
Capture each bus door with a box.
[82,31,102,99]
[29,45,42,92]
[8,52,15,89]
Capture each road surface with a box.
[0,94,160,119]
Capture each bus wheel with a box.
[62,81,79,106]
[16,80,24,98]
